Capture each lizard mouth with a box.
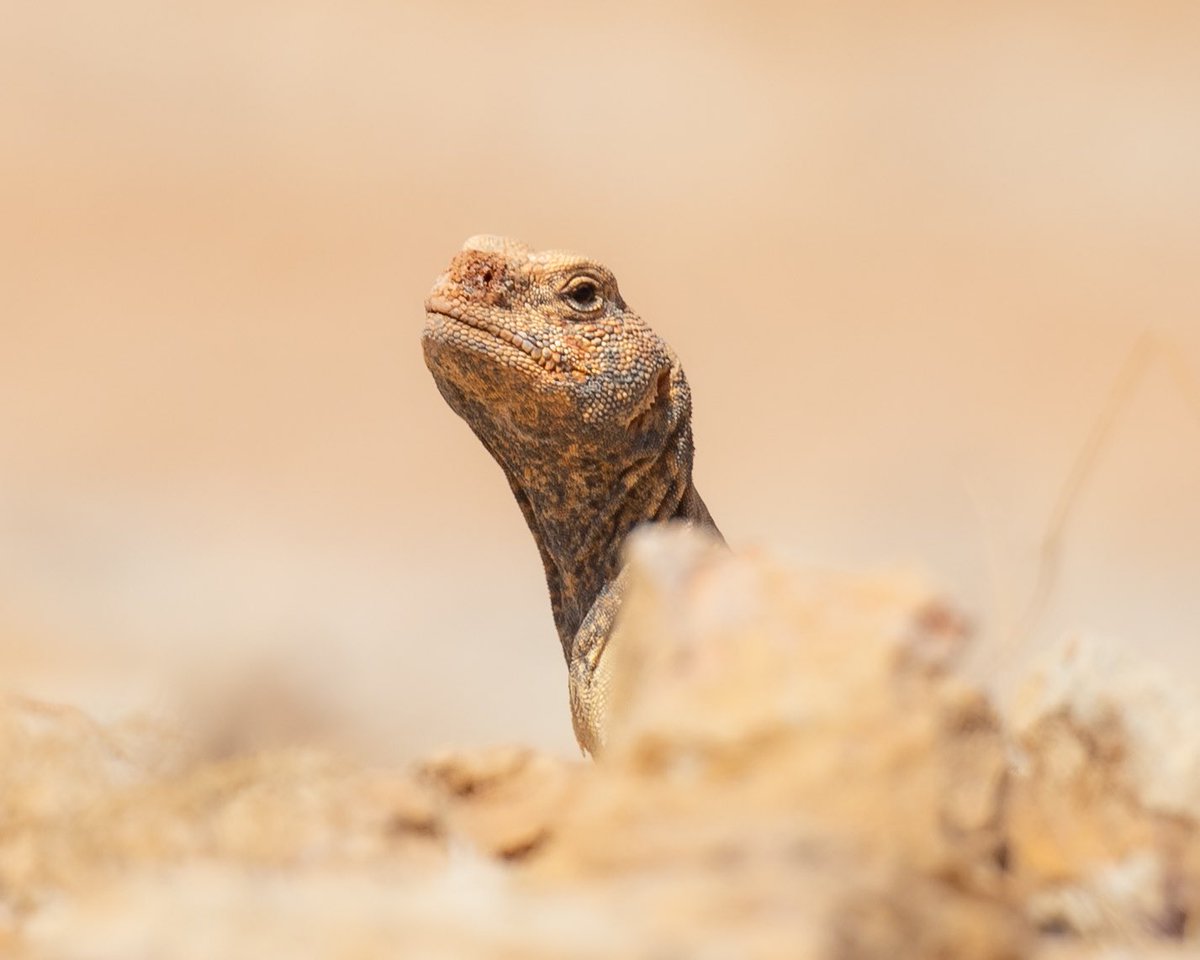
[425,295,562,372]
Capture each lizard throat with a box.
[489,417,698,658]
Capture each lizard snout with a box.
[443,249,513,309]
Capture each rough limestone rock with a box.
[4,527,1200,958]
[531,526,1025,959]
[1010,635,1200,938]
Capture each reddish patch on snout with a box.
[448,251,510,307]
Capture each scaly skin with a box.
[422,235,720,754]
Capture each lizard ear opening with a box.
[626,367,673,436]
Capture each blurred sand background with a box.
[1,0,1197,759]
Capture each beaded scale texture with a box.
[422,235,720,753]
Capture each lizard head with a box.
[422,235,689,460]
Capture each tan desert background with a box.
[2,0,1198,760]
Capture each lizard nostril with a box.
[448,252,510,306]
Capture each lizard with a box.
[421,235,721,755]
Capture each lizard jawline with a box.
[425,304,549,367]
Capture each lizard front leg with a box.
[567,571,628,756]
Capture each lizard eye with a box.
[561,278,603,312]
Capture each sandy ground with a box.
[1,1,1198,759]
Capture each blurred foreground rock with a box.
[3,526,1198,958]
[1010,635,1200,939]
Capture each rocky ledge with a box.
[3,526,1198,959]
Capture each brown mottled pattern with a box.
[422,236,721,754]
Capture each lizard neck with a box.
[489,418,715,660]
